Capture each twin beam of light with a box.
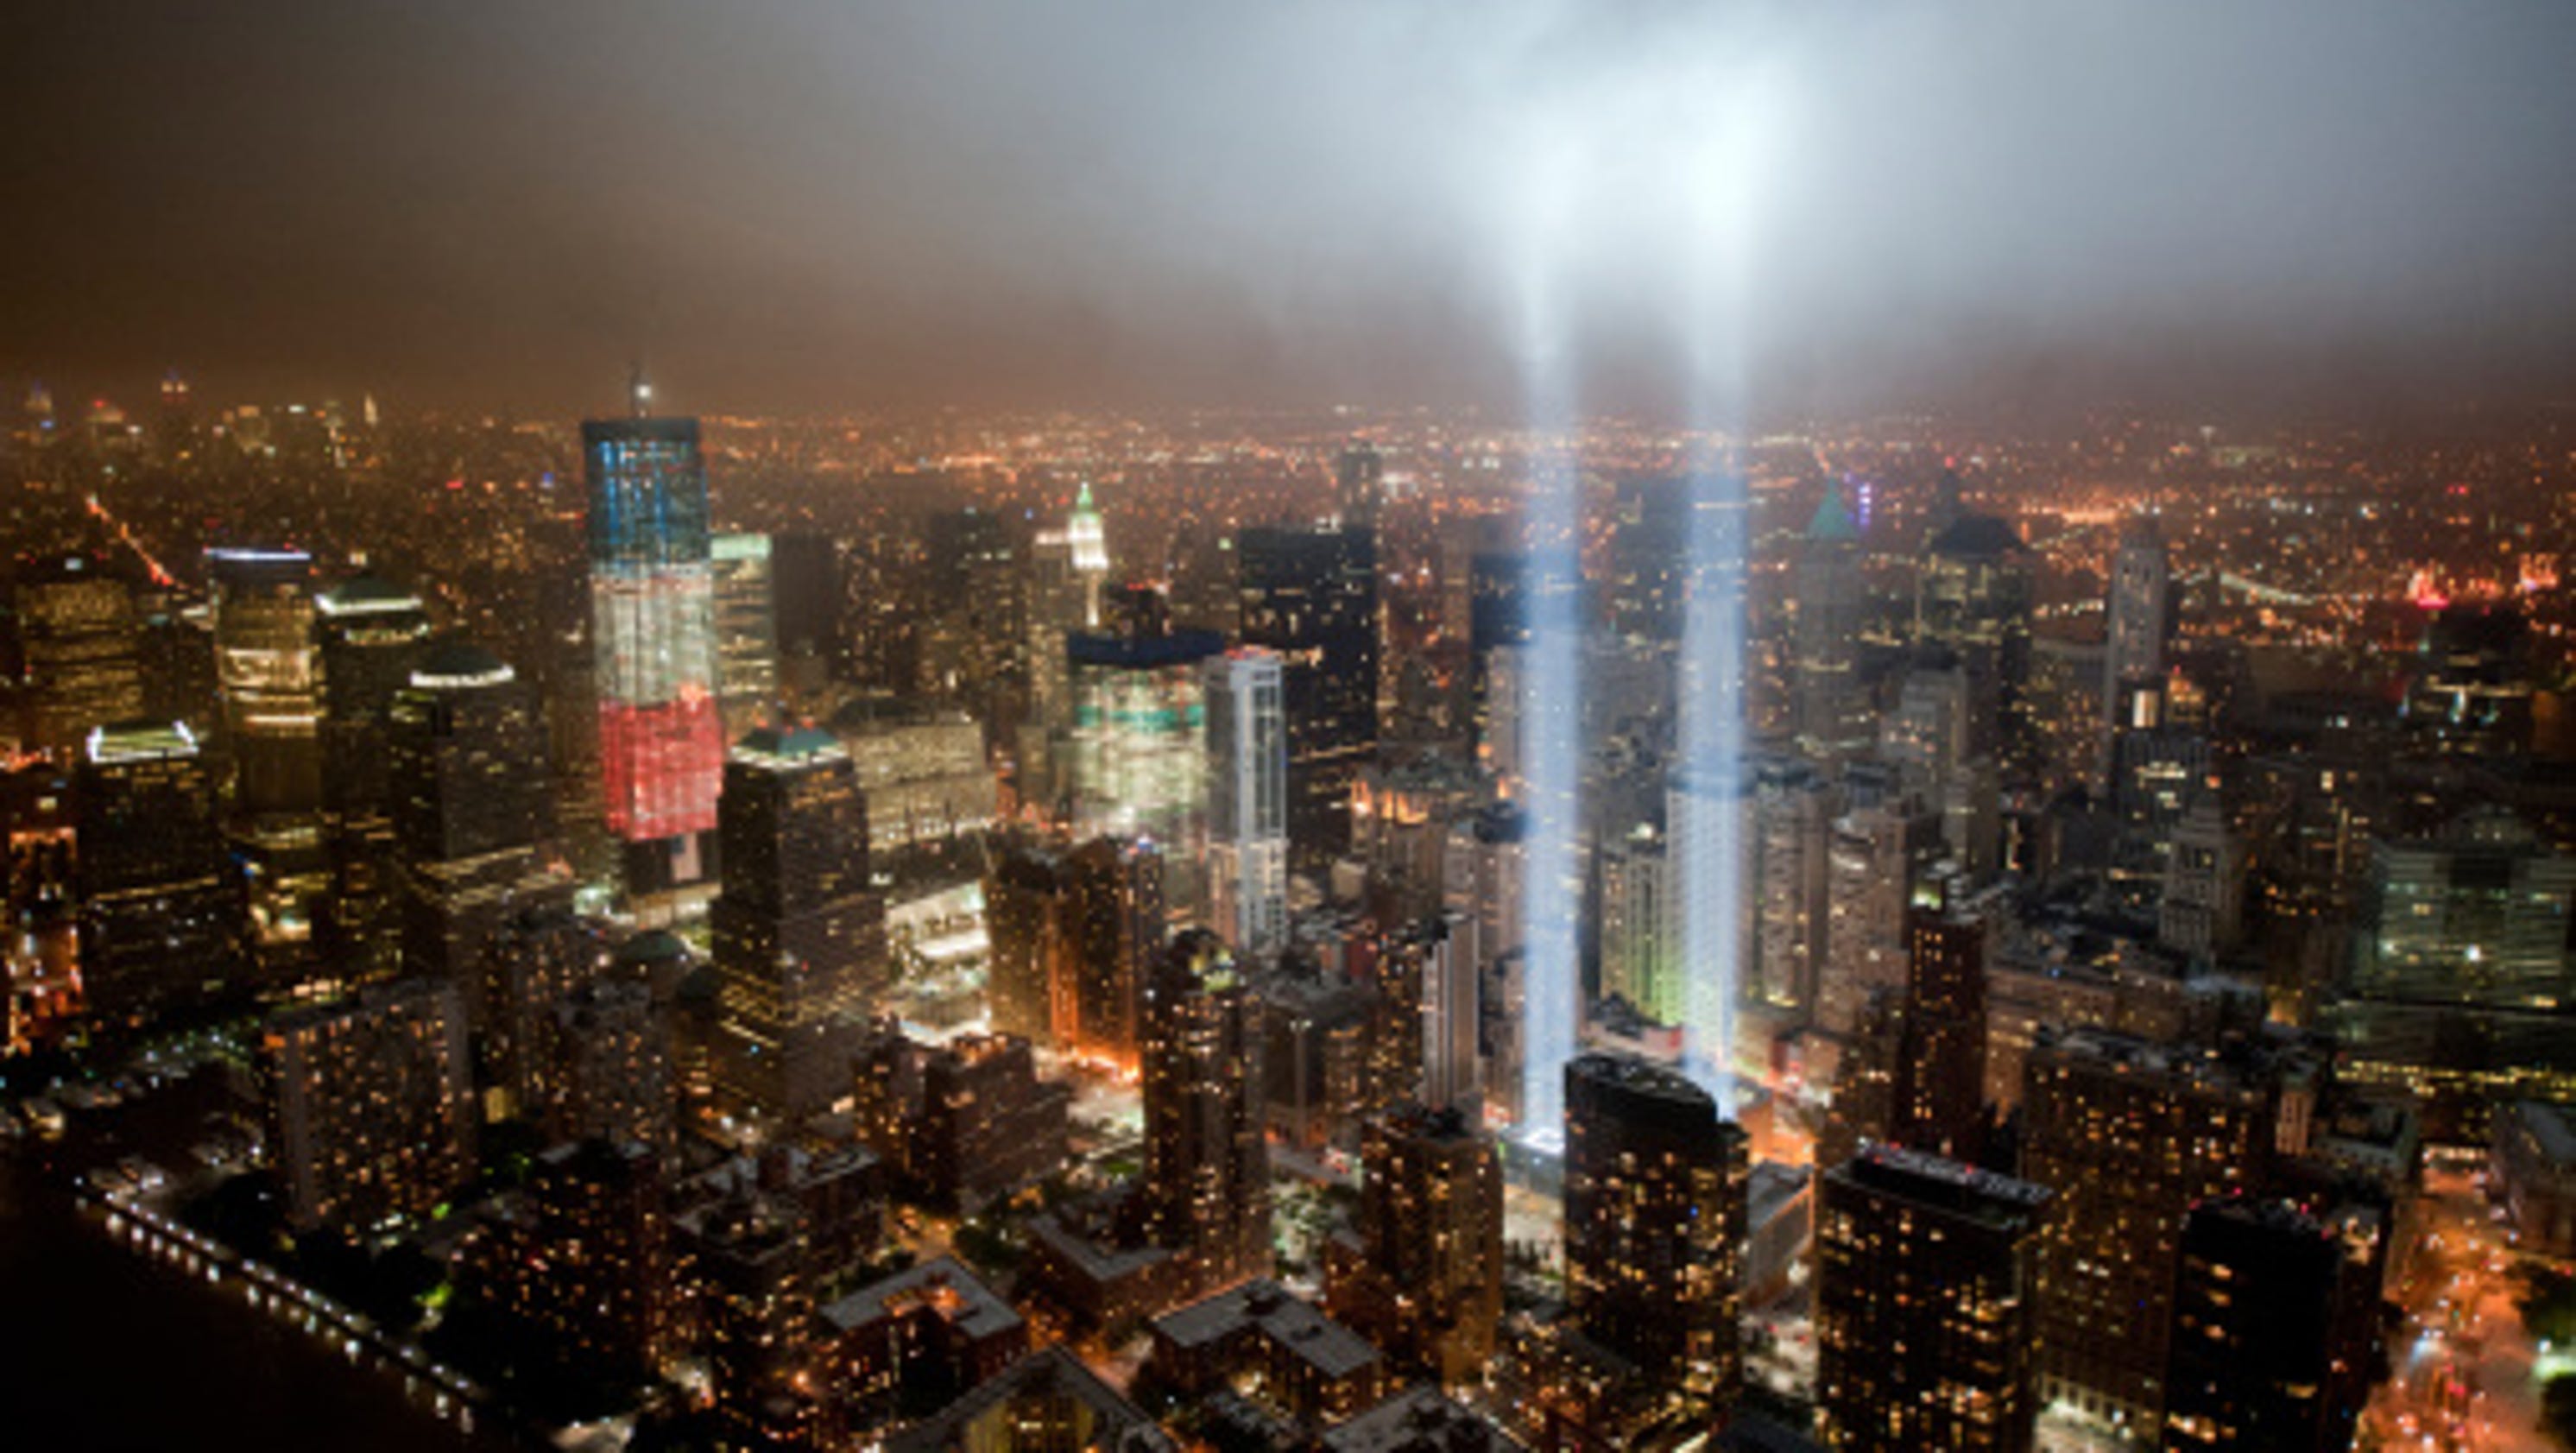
[1512,130,1584,1138]
[1506,24,1790,1132]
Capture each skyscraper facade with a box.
[386,641,559,991]
[73,720,242,1026]
[2101,514,2172,751]
[1793,484,1872,761]
[13,551,143,759]
[207,546,324,817]
[2020,1028,2279,1437]
[584,409,723,916]
[315,574,431,976]
[710,726,887,1128]
[711,531,780,741]
[1203,648,1288,955]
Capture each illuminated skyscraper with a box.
[710,726,887,1128]
[712,532,780,741]
[1068,586,1219,903]
[1561,1052,1746,1411]
[388,641,562,1022]
[2021,1028,2281,1438]
[1815,1144,2049,1453]
[1064,835,1167,1068]
[584,399,723,919]
[73,720,242,1027]
[1895,902,1988,1159]
[1793,483,1872,761]
[1203,648,1288,955]
[1139,928,1270,1294]
[13,551,143,759]
[207,546,324,817]
[315,575,431,976]
[1238,522,1379,869]
[2101,514,2172,750]
[1335,440,1384,528]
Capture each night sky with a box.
[7,0,2576,418]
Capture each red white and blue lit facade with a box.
[584,414,723,911]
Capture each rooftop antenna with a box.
[628,360,653,418]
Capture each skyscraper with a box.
[584,401,723,919]
[315,575,431,976]
[1561,1052,1746,1410]
[1067,586,1220,903]
[1335,439,1384,528]
[1139,928,1270,1295]
[1065,835,1167,1068]
[73,720,242,1027]
[13,551,143,759]
[207,547,324,817]
[1913,498,2035,771]
[1896,902,1988,1159]
[1793,483,1871,761]
[711,532,780,741]
[1326,1102,1505,1389]
[1238,522,1379,870]
[2101,514,2172,753]
[1203,648,1288,955]
[710,726,887,1128]
[1815,1144,2050,1452]
[386,641,559,991]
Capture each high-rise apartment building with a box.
[1815,1144,2050,1452]
[1139,928,1271,1295]
[2020,1028,2281,1437]
[259,975,477,1230]
[2162,1196,2388,1452]
[1561,1052,1746,1410]
[1326,1102,1504,1389]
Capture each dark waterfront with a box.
[0,1093,516,1453]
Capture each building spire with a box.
[628,361,653,418]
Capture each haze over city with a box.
[9,1,2576,415]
